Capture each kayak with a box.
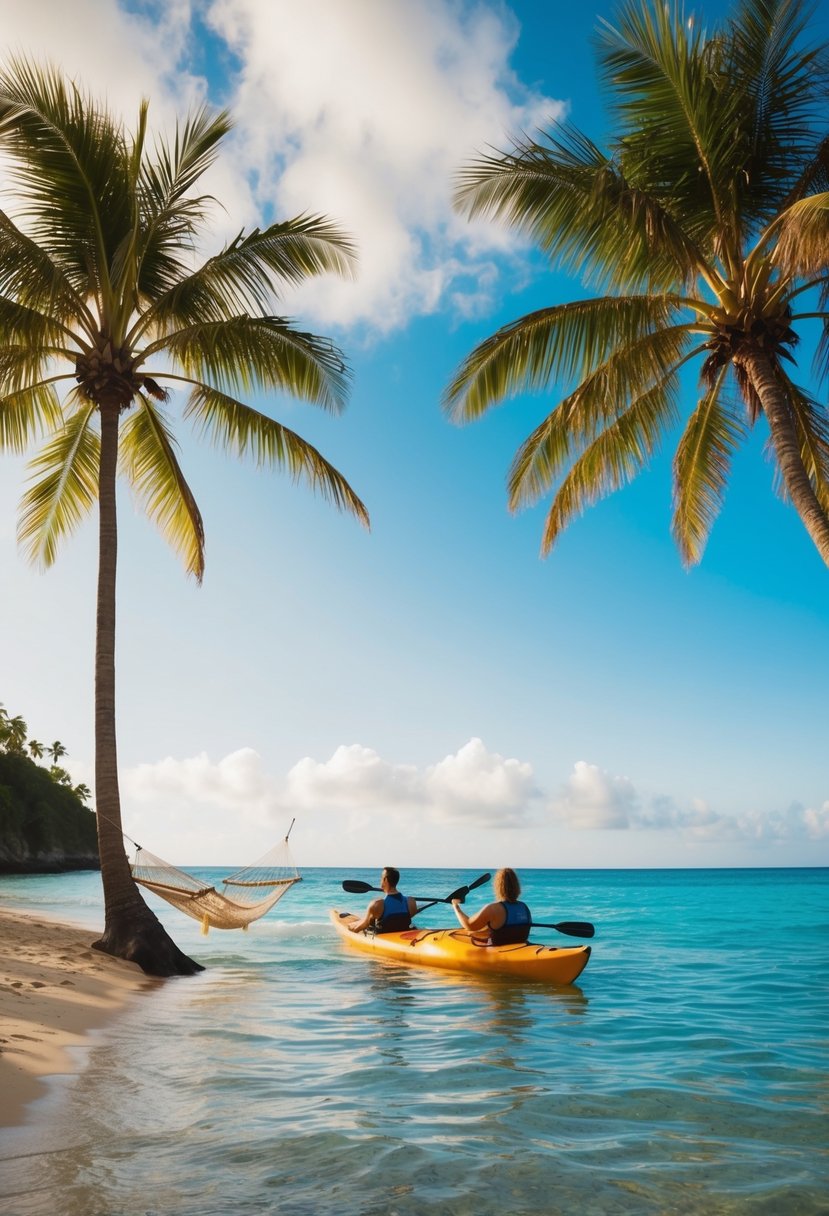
[330,910,591,984]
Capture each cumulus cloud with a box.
[551,760,639,830]
[72,745,828,863]
[552,761,829,844]
[0,1,564,333]
[286,736,538,826]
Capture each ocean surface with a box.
[0,866,827,1216]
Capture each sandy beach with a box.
[0,905,157,1127]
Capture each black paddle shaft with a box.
[341,872,491,908]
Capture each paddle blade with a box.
[444,873,491,904]
[342,880,377,894]
[531,920,595,938]
[558,921,595,938]
[467,872,491,893]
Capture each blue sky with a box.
[0,0,827,870]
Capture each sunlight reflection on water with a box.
[1,867,828,1215]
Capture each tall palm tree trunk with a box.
[91,397,202,976]
[739,350,829,567]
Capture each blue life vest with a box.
[375,892,411,934]
[490,900,531,946]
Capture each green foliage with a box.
[447,0,829,564]
[0,702,96,869]
[0,751,97,869]
[0,57,369,581]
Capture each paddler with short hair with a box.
[346,866,418,935]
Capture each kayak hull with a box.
[330,909,591,984]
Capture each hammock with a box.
[130,819,301,934]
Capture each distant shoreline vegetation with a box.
[0,703,98,873]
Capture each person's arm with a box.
[452,900,499,933]
[349,897,383,933]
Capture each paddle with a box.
[529,920,595,938]
[412,872,491,916]
[341,872,491,913]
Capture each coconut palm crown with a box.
[445,0,829,567]
[0,59,368,974]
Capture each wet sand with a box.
[0,905,157,1127]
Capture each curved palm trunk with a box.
[738,349,829,567]
[92,398,202,976]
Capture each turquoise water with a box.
[1,867,827,1215]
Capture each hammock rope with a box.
[129,818,301,934]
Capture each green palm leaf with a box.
[17,393,99,565]
[455,126,700,291]
[449,0,829,565]
[772,192,829,275]
[185,384,369,527]
[0,58,127,304]
[445,295,683,422]
[506,325,694,508]
[540,377,681,554]
[136,214,356,333]
[0,213,93,332]
[119,399,206,582]
[150,315,350,411]
[671,370,747,565]
[0,377,65,453]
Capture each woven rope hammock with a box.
[130,819,301,935]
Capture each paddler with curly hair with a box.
[451,867,531,944]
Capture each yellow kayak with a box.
[330,910,591,984]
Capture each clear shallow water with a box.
[1,867,827,1215]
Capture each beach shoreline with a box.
[0,903,158,1128]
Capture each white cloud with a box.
[285,743,421,809]
[66,746,828,865]
[0,1,565,334]
[203,0,564,331]
[425,737,537,825]
[286,736,537,826]
[551,761,829,845]
[552,760,639,830]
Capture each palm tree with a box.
[28,738,45,760]
[445,0,829,566]
[0,60,369,975]
[48,739,67,764]
[1,714,28,753]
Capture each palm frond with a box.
[17,393,99,565]
[132,106,233,303]
[0,212,94,333]
[0,294,76,354]
[135,214,356,331]
[143,105,231,207]
[780,132,829,208]
[596,0,742,253]
[671,369,747,565]
[728,0,827,219]
[149,315,351,412]
[444,295,683,421]
[506,324,694,508]
[454,126,701,291]
[0,377,65,453]
[539,376,681,554]
[0,56,129,304]
[772,192,829,276]
[185,383,369,527]
[119,398,205,582]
